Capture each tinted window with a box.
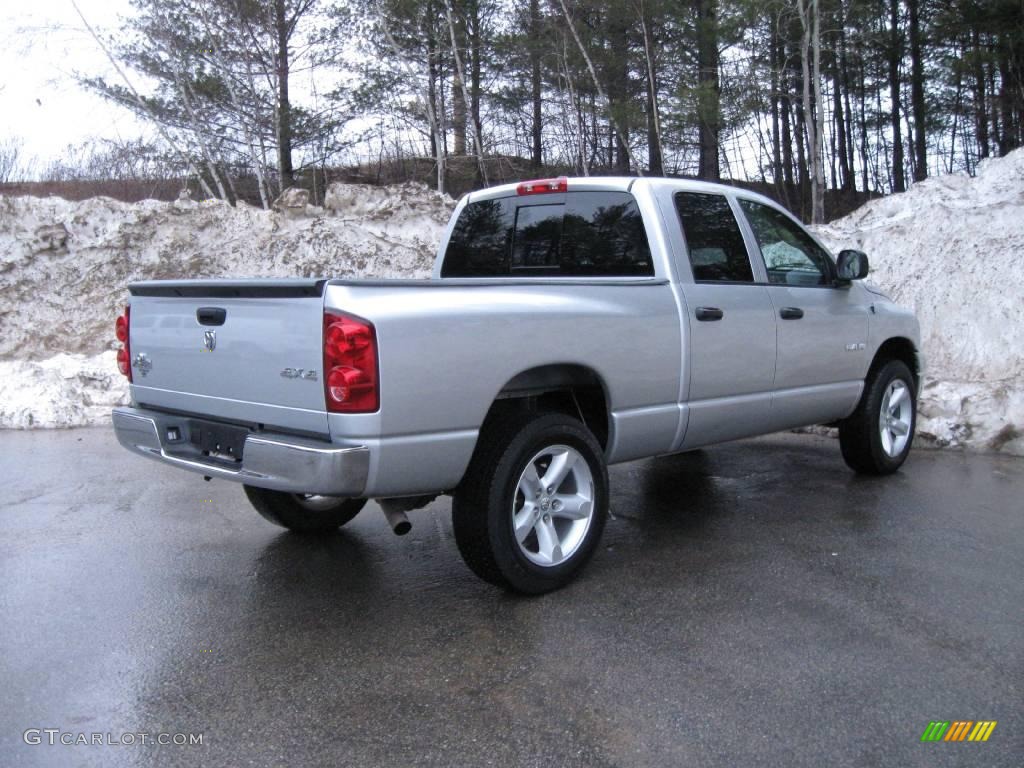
[441,198,514,276]
[441,191,653,277]
[674,192,754,283]
[738,200,834,286]
[512,205,563,271]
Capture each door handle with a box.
[695,306,724,321]
[196,307,227,326]
[779,307,804,320]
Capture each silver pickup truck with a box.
[112,176,922,593]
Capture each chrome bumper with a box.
[112,407,369,496]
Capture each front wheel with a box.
[243,486,367,533]
[839,359,917,475]
[452,411,609,594]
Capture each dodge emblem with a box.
[203,330,217,352]
[132,353,152,376]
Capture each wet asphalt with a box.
[0,427,1021,768]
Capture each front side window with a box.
[441,191,653,277]
[674,192,754,283]
[738,200,834,286]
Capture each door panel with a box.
[667,190,778,450]
[680,283,778,448]
[735,199,870,428]
[766,285,869,427]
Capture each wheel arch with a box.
[868,337,921,388]
[480,363,612,452]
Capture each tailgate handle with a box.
[196,307,227,326]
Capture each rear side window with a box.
[441,191,653,277]
[674,192,754,283]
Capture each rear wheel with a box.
[452,411,609,594]
[243,486,366,533]
[839,359,916,475]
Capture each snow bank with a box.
[0,352,128,428]
[0,183,454,360]
[815,148,1024,455]
[1,159,1022,456]
[0,182,454,430]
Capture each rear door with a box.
[127,280,329,434]
[668,191,778,449]
[735,200,869,428]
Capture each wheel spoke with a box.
[888,384,908,412]
[880,427,893,455]
[539,448,576,493]
[514,501,536,543]
[534,517,562,564]
[891,419,910,437]
[518,463,542,499]
[552,492,591,520]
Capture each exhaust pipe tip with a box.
[379,502,411,536]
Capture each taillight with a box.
[323,311,378,413]
[516,177,568,195]
[115,305,132,382]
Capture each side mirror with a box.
[836,249,869,281]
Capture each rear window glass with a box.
[441,191,653,277]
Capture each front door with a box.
[669,191,778,449]
[736,199,870,429]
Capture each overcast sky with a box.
[2,0,146,168]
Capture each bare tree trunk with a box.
[637,0,663,175]
[450,3,467,157]
[196,5,270,208]
[907,0,927,180]
[795,0,824,222]
[468,3,484,164]
[560,34,588,175]
[377,1,446,193]
[556,0,642,174]
[274,0,294,191]
[781,63,794,190]
[696,0,721,180]
[530,0,543,168]
[888,0,906,191]
[811,0,825,221]
[445,0,487,183]
[973,29,989,160]
[176,73,229,201]
[770,13,783,187]
[832,12,852,192]
[840,25,857,190]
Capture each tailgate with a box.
[127,280,329,434]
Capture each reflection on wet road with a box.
[1,428,1021,767]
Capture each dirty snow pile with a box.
[0,183,455,428]
[1,157,1022,456]
[815,148,1024,455]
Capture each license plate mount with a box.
[188,420,247,462]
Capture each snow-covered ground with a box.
[1,157,1021,455]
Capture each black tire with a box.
[839,359,917,475]
[452,411,609,594]
[243,486,367,533]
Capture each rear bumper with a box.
[112,407,370,496]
